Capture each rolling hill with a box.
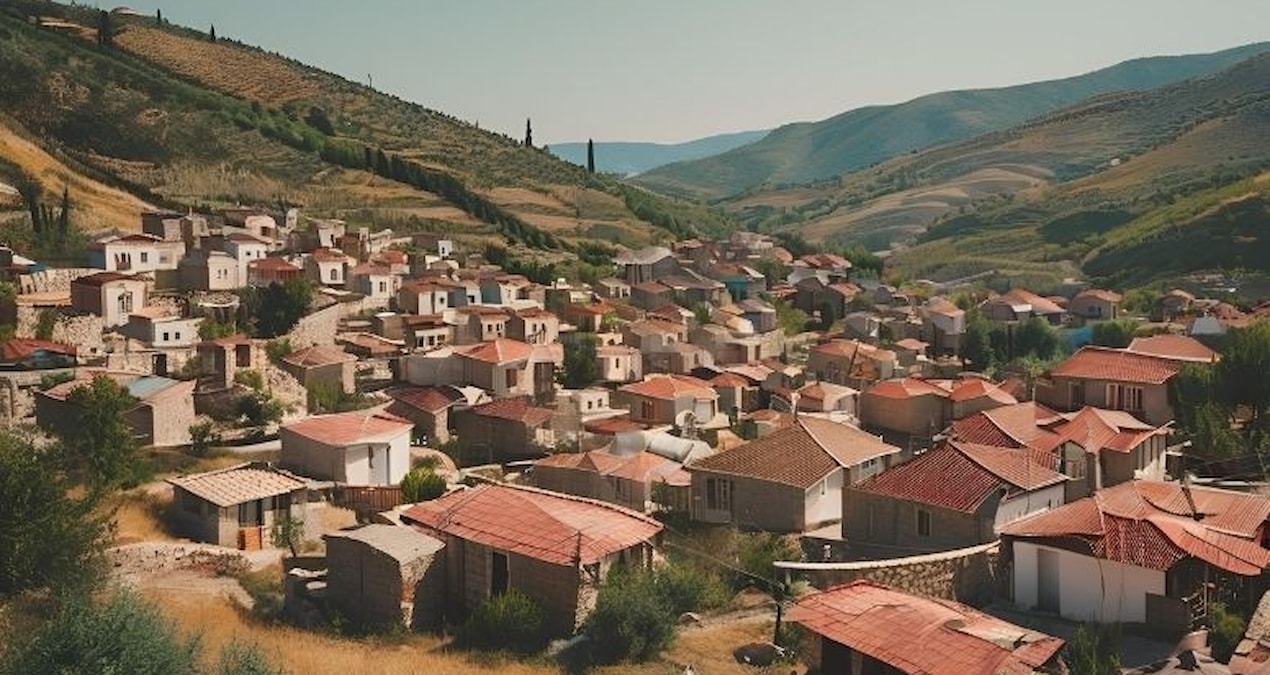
[633,42,1270,201]
[549,129,769,176]
[0,2,733,259]
[772,52,1270,290]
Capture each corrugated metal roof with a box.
[168,463,307,507]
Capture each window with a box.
[706,478,732,512]
[916,509,931,537]
[118,291,134,315]
[378,281,387,293]
[162,332,170,342]
[175,332,181,341]
[640,400,655,420]
[329,267,338,281]
[1106,383,1144,412]
[505,368,517,389]
[140,252,149,264]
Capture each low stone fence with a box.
[774,540,1001,606]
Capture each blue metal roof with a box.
[126,376,180,399]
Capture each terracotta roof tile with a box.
[691,417,900,489]
[619,374,716,401]
[851,441,1064,514]
[282,345,356,368]
[401,483,662,566]
[458,338,534,364]
[951,402,1065,457]
[1004,481,1270,575]
[469,396,553,426]
[788,581,1065,675]
[1049,346,1182,385]
[282,409,413,446]
[0,338,76,360]
[388,386,464,414]
[168,463,307,508]
[1127,334,1219,363]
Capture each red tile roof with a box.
[457,338,534,364]
[949,377,1017,405]
[788,580,1064,675]
[1127,334,1219,363]
[250,257,301,272]
[1049,346,1182,385]
[401,483,662,566]
[468,396,553,427]
[951,402,1064,459]
[619,374,716,401]
[282,409,413,446]
[388,386,464,414]
[1055,407,1165,455]
[851,441,1065,514]
[0,338,76,360]
[1004,481,1270,575]
[281,345,356,368]
[690,417,900,489]
[1074,288,1122,303]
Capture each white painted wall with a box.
[1013,541,1165,623]
[804,468,845,527]
[340,433,410,486]
[994,484,1066,534]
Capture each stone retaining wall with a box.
[776,541,1001,606]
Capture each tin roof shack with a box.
[167,463,308,551]
[401,484,663,635]
[789,580,1065,675]
[325,525,446,631]
[280,409,413,486]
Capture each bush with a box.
[654,563,730,615]
[456,589,550,655]
[732,532,801,592]
[1209,602,1247,663]
[584,569,676,665]
[400,466,446,503]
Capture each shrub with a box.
[584,569,676,665]
[399,466,446,503]
[654,563,730,615]
[1209,602,1247,663]
[456,589,550,655]
[731,532,801,592]
[264,338,293,363]
[234,369,266,392]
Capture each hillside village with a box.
[3,198,1270,673]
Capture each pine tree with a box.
[587,138,595,173]
[524,118,533,148]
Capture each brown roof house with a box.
[401,483,663,635]
[790,580,1065,675]
[167,462,308,551]
[807,339,899,388]
[385,385,468,445]
[325,524,447,630]
[1069,288,1122,323]
[451,396,555,463]
[70,271,150,328]
[845,440,1066,556]
[36,373,197,447]
[1052,406,1170,500]
[1004,481,1270,628]
[688,416,904,533]
[859,376,1017,444]
[280,409,413,486]
[1035,346,1184,425]
[280,345,357,395]
[981,288,1066,325]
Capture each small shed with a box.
[325,524,446,630]
[167,462,308,550]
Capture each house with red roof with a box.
[279,409,413,485]
[789,580,1065,675]
[247,256,303,287]
[532,449,690,513]
[304,247,353,286]
[455,338,558,400]
[948,401,1066,465]
[0,338,77,371]
[400,483,663,634]
[981,288,1066,325]
[919,297,966,356]
[1004,481,1270,628]
[451,396,555,462]
[385,385,470,445]
[688,416,904,532]
[71,271,150,328]
[615,374,721,428]
[1052,407,1170,499]
[1127,334,1219,363]
[844,440,1066,555]
[1035,346,1185,425]
[859,376,1017,444]
[807,339,899,388]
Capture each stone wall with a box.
[775,541,1002,606]
[17,268,97,295]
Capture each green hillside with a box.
[550,129,770,177]
[634,42,1270,200]
[0,1,732,255]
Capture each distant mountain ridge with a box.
[634,42,1270,200]
[550,129,769,176]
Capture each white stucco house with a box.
[280,409,414,486]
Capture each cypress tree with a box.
[155,8,162,25]
[209,24,216,41]
[586,139,595,173]
[57,186,70,237]
[524,118,533,148]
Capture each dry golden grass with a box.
[488,187,572,213]
[115,26,319,106]
[108,489,180,546]
[0,121,153,232]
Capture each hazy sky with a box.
[132,2,1270,144]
